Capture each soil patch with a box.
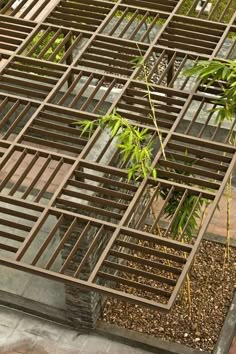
[101,240,236,352]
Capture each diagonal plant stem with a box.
[135,45,166,160]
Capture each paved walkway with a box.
[0,307,152,354]
[230,338,236,354]
[207,187,236,240]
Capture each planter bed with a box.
[100,237,236,353]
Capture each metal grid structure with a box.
[0,0,236,310]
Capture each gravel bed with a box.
[101,240,236,352]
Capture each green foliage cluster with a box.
[76,56,236,243]
[184,60,236,124]
[77,110,157,181]
[178,0,236,23]
[162,190,208,241]
[26,31,65,63]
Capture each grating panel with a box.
[0,0,235,310]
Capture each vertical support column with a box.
[59,221,103,329]
[65,33,74,87]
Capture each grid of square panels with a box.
[0,0,235,311]
[0,16,35,57]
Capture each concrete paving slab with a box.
[0,308,154,354]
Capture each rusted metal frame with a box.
[31,214,65,266]
[225,119,236,145]
[48,208,117,231]
[25,0,60,21]
[37,28,62,59]
[0,218,31,233]
[59,221,92,274]
[0,18,47,74]
[219,26,236,59]
[0,0,234,308]
[1,102,33,141]
[118,9,140,37]
[0,193,44,212]
[0,204,39,222]
[14,124,102,261]
[102,260,177,287]
[97,271,172,298]
[74,224,105,278]
[176,11,236,98]
[9,152,39,197]
[185,97,205,135]
[167,151,236,309]
[157,171,220,191]
[120,0,179,13]
[69,73,95,108]
[61,188,128,211]
[0,256,170,310]
[153,44,210,60]
[44,216,77,270]
[57,71,83,105]
[34,158,64,203]
[171,131,236,153]
[21,156,52,200]
[9,0,31,17]
[0,14,36,28]
[140,13,163,43]
[128,79,189,99]
[211,12,236,55]
[0,244,18,253]
[108,250,182,276]
[179,193,203,240]
[25,122,87,147]
[0,148,28,191]
[209,0,233,22]
[218,0,234,23]
[160,30,219,51]
[0,230,24,244]
[0,0,60,21]
[149,186,175,233]
[87,98,196,284]
[0,0,19,13]
[56,197,123,221]
[185,0,230,22]
[114,239,187,264]
[81,76,107,112]
[158,159,225,181]
[163,189,188,237]
[163,142,230,165]
[73,170,137,193]
[10,1,123,149]
[69,179,133,202]
[74,0,186,106]
[79,160,138,185]
[161,148,228,173]
[135,182,160,229]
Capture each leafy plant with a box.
[184,59,236,260]
[184,59,236,124]
[25,31,66,63]
[161,188,208,241]
[76,110,157,181]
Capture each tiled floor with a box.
[0,307,152,354]
[230,337,236,354]
[207,187,236,239]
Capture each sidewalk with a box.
[0,307,152,354]
[206,187,236,240]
